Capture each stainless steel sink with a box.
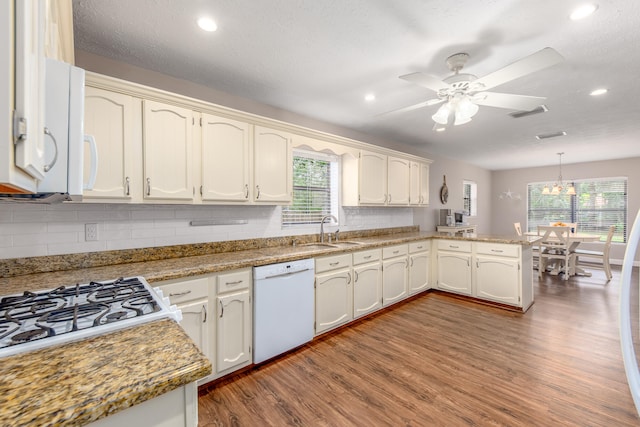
[299,243,338,249]
[334,241,364,246]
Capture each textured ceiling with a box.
[72,0,640,170]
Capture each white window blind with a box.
[282,150,338,226]
[527,177,627,242]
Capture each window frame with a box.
[281,149,339,227]
[527,177,627,243]
[463,180,477,217]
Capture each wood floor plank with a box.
[198,266,640,426]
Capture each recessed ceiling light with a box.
[590,88,608,96]
[570,4,598,20]
[364,93,375,102]
[198,16,218,32]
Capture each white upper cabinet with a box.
[143,99,195,201]
[419,162,430,205]
[359,150,387,205]
[253,126,292,203]
[200,114,251,202]
[410,161,430,206]
[83,87,140,201]
[387,156,410,205]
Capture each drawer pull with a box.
[416,245,423,249]
[449,245,459,249]
[169,290,192,297]
[393,250,399,254]
[329,262,340,266]
[491,249,504,253]
[363,255,372,259]
[225,280,244,285]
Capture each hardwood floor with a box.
[198,266,640,426]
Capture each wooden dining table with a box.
[525,231,601,277]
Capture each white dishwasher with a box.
[253,258,315,364]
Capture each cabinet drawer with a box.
[476,242,520,258]
[316,253,352,273]
[353,248,381,265]
[382,244,408,259]
[217,269,252,294]
[409,241,430,253]
[159,277,209,305]
[437,240,472,253]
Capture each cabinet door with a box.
[253,126,292,203]
[409,161,420,206]
[216,290,251,373]
[476,256,520,305]
[409,251,430,295]
[353,262,382,318]
[83,87,137,200]
[143,99,194,201]
[387,156,410,205]
[419,163,430,205]
[315,268,353,334]
[359,151,387,205]
[201,114,250,202]
[437,252,472,295]
[382,257,408,306]
[13,0,47,182]
[176,299,210,361]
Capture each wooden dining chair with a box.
[538,225,575,280]
[574,225,616,282]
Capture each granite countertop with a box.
[0,319,211,427]
[0,228,535,426]
[0,231,537,294]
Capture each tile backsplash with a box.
[0,203,414,260]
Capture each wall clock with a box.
[440,175,448,204]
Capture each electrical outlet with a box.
[85,223,98,241]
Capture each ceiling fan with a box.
[389,47,564,130]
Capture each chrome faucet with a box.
[320,215,337,243]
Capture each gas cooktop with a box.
[0,276,181,358]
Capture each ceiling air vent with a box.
[535,131,567,140]
[510,105,549,118]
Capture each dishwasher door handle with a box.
[263,268,311,280]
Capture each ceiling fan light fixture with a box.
[432,103,452,125]
[570,4,598,20]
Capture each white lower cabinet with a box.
[435,239,533,309]
[315,254,353,335]
[352,249,382,319]
[382,245,409,307]
[436,240,473,296]
[214,269,252,375]
[157,268,252,385]
[88,383,198,427]
[408,241,430,295]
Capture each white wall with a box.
[491,157,640,263]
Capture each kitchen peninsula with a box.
[0,227,538,426]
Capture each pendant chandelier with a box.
[542,152,576,195]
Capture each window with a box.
[463,180,477,216]
[282,150,339,226]
[527,177,627,242]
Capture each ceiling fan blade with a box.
[399,72,448,93]
[473,92,546,111]
[376,98,444,117]
[473,47,564,91]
